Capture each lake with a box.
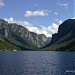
[0,51,75,75]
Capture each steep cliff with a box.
[44,19,75,51]
[0,19,51,50]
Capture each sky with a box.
[0,0,74,37]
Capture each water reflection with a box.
[0,51,75,75]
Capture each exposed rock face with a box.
[0,28,8,36]
[0,19,51,48]
[0,19,8,37]
[44,19,75,51]
[50,19,75,44]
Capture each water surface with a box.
[0,51,75,75]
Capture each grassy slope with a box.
[0,39,20,51]
[0,33,38,51]
[9,32,38,50]
[44,32,75,51]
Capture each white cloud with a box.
[25,10,48,17]
[27,26,52,37]
[41,23,59,36]
[4,17,62,37]
[54,12,58,15]
[57,3,68,9]
[4,18,16,23]
[71,17,75,19]
[4,17,32,27]
[0,0,4,7]
[55,19,63,24]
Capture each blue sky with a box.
[0,0,74,37]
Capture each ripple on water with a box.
[0,51,75,75]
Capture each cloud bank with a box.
[4,17,62,37]
[71,17,75,19]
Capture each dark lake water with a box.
[0,51,75,75]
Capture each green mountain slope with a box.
[44,19,75,51]
[0,35,20,50]
[0,19,50,51]
[0,20,37,50]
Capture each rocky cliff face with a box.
[0,19,8,36]
[0,28,8,36]
[44,19,75,51]
[0,19,51,48]
[50,19,75,44]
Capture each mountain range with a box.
[0,19,75,51]
[0,19,51,51]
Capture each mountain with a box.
[0,19,51,51]
[44,19,75,51]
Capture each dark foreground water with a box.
[0,51,75,75]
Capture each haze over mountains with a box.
[0,18,75,51]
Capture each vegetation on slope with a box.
[43,19,75,51]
